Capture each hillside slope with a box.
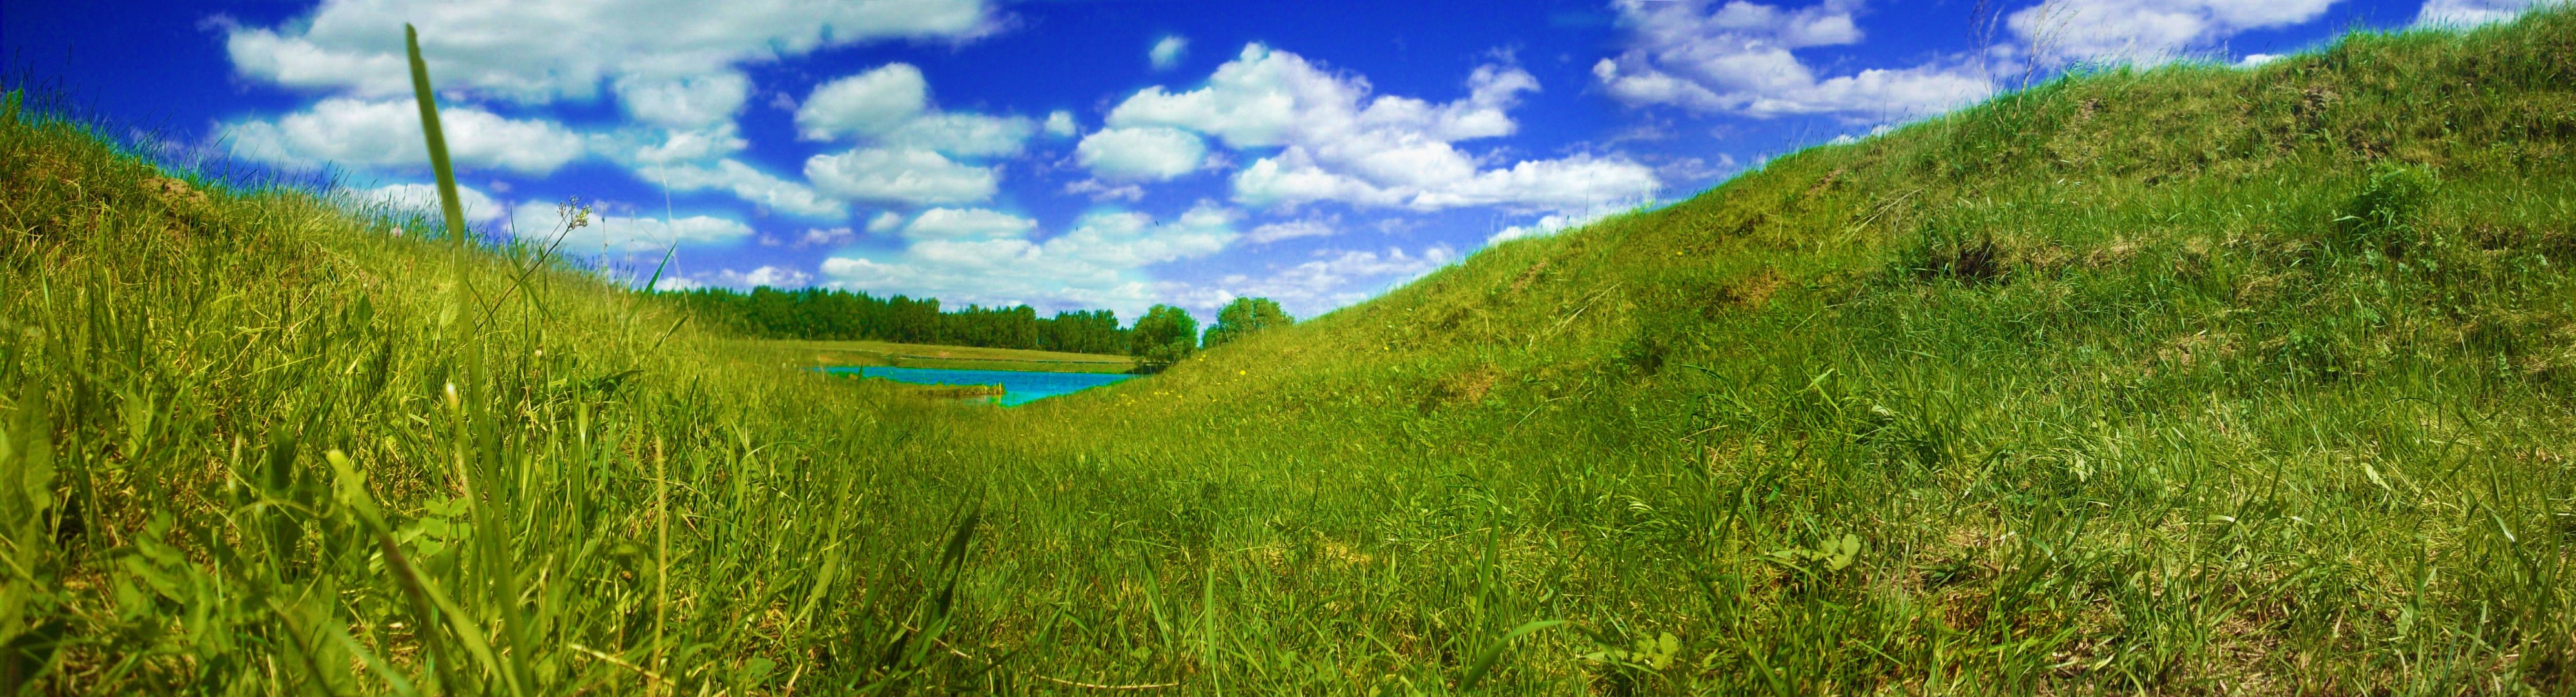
[4,10,2575,696]
[996,11,2576,693]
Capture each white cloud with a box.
[2008,0,2344,65]
[1107,44,1656,212]
[1065,179,1148,202]
[674,265,816,289]
[867,211,907,234]
[1245,216,1339,244]
[902,208,1038,239]
[1150,35,1190,70]
[1044,110,1078,137]
[1233,149,1659,212]
[221,97,585,174]
[805,148,999,205]
[1406,156,1665,210]
[797,65,1036,156]
[883,113,1038,157]
[770,227,854,248]
[653,159,847,219]
[515,201,757,254]
[865,210,907,235]
[1075,126,1208,181]
[788,64,1035,210]
[624,125,750,165]
[1597,0,1994,119]
[224,0,990,103]
[615,72,749,129]
[1211,245,1459,316]
[362,183,505,223]
[820,203,1241,318]
[1489,207,1625,245]
[2416,0,2568,26]
[1108,45,1532,148]
[797,63,931,140]
[2239,53,2282,66]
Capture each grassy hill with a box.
[6,9,2576,695]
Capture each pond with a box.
[821,366,1137,406]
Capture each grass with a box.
[5,9,2576,695]
[721,338,1138,374]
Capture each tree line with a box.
[662,288,1296,366]
[660,287,1129,354]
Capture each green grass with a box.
[6,10,2576,695]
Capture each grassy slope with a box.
[721,338,1137,374]
[5,11,2575,696]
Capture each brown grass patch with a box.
[1510,258,1551,292]
[1421,363,1501,412]
[1705,267,1787,316]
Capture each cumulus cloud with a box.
[1233,149,1658,212]
[882,113,1038,157]
[220,97,585,174]
[902,207,1038,239]
[1044,110,1078,137]
[1075,126,1209,181]
[805,148,999,205]
[765,227,854,248]
[1065,179,1148,202]
[1210,246,1459,316]
[1488,207,1629,245]
[1150,35,1189,70]
[2416,0,2569,26]
[624,125,751,165]
[615,72,750,129]
[867,211,906,234]
[1244,216,1338,244]
[670,265,816,290]
[513,201,757,254]
[652,159,847,219]
[785,63,1034,207]
[362,183,506,224]
[797,63,1036,156]
[797,64,931,139]
[1106,44,1657,212]
[1595,0,1994,119]
[820,203,1241,317]
[2008,0,2344,64]
[223,0,990,103]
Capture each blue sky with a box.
[4,0,2557,321]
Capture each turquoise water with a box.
[823,366,1136,406]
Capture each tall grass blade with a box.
[402,23,468,250]
[1456,619,1565,691]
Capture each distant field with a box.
[722,337,1138,374]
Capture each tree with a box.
[1201,297,1292,348]
[1128,305,1199,370]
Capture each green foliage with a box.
[662,287,1128,354]
[1128,304,1198,369]
[2334,161,2439,256]
[1200,296,1292,348]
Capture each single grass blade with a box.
[1456,619,1565,692]
[642,242,679,293]
[402,24,468,250]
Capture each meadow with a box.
[4,10,2575,696]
